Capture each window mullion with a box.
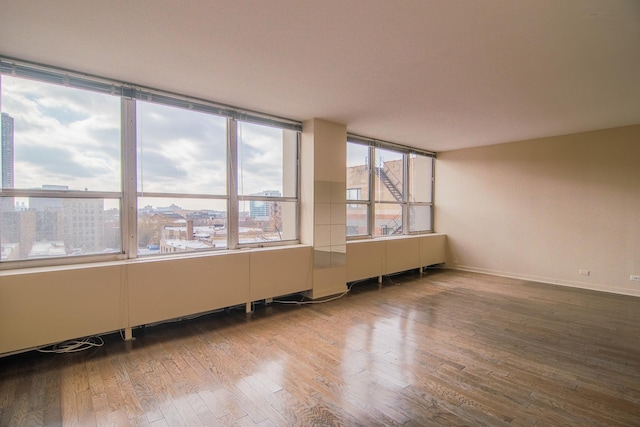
[431,155,435,231]
[122,98,137,258]
[402,153,409,234]
[367,145,375,237]
[227,118,239,250]
[296,133,301,244]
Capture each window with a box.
[137,101,228,254]
[237,121,298,245]
[1,75,122,262]
[374,147,404,236]
[346,136,434,238]
[346,142,370,237]
[346,188,361,201]
[408,153,434,232]
[0,58,301,266]
[346,188,361,209]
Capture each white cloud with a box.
[1,76,291,210]
[137,101,227,195]
[2,75,120,191]
[238,122,288,195]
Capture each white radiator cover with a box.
[0,245,313,355]
[0,236,446,355]
[347,234,446,282]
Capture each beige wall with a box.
[301,119,349,299]
[435,125,640,296]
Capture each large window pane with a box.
[238,122,297,198]
[374,148,404,203]
[409,153,433,203]
[1,76,121,192]
[137,101,227,195]
[346,203,368,237]
[374,203,403,237]
[1,74,122,263]
[138,197,227,255]
[1,197,120,261]
[409,204,432,233]
[239,200,296,244]
[347,142,369,201]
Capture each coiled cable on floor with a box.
[37,336,104,354]
[272,279,368,305]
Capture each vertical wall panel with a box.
[249,246,312,301]
[128,253,250,326]
[347,240,384,282]
[0,264,125,354]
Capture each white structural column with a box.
[300,119,348,299]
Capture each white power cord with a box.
[272,289,350,305]
[37,336,104,354]
[272,279,371,305]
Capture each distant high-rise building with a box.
[1,113,15,212]
[249,190,281,219]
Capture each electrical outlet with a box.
[579,269,590,276]
[631,275,640,282]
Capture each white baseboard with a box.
[450,265,640,298]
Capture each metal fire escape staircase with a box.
[375,166,403,234]
[376,167,403,202]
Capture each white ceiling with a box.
[1,0,639,152]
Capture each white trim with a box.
[451,265,640,298]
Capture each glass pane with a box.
[346,142,369,200]
[239,200,297,244]
[374,203,403,237]
[1,197,121,261]
[346,203,368,237]
[409,204,432,232]
[137,197,227,255]
[409,154,433,203]
[1,75,121,191]
[238,122,297,198]
[374,148,404,203]
[137,101,227,195]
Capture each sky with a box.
[347,141,369,168]
[1,74,426,212]
[1,75,121,192]
[346,141,404,167]
[1,75,291,211]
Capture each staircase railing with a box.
[374,166,403,202]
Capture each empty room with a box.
[1,1,639,425]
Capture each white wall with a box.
[435,125,640,296]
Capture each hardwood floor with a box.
[1,269,640,426]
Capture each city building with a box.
[249,190,281,220]
[0,112,14,212]
[347,159,404,235]
[25,185,107,255]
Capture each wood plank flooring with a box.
[1,269,640,426]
